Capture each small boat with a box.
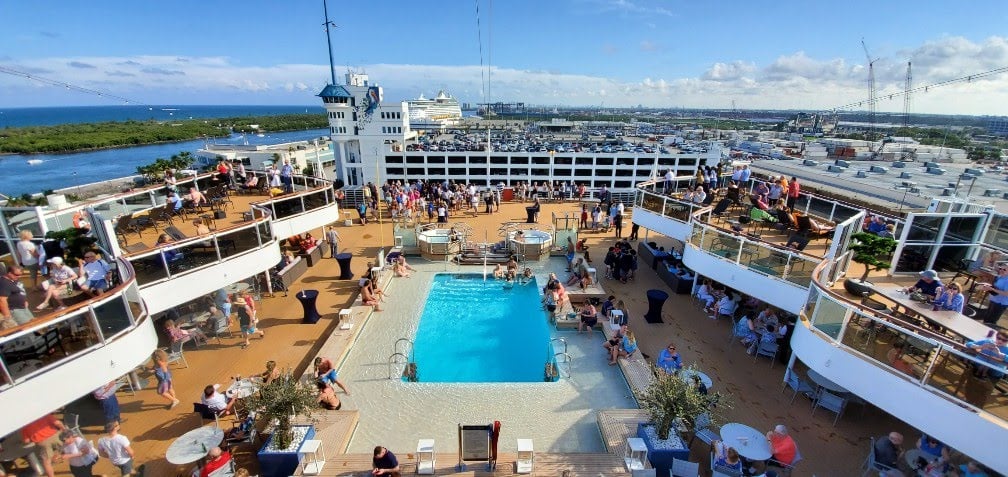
[26,159,43,165]
[257,133,265,138]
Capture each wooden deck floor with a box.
[11,198,949,477]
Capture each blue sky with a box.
[2,0,1007,114]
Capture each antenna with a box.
[322,0,338,85]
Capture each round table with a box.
[224,282,250,294]
[718,423,772,461]
[296,290,321,324]
[644,289,669,323]
[335,253,354,280]
[166,425,225,465]
[0,434,43,474]
[679,369,713,390]
[226,379,259,399]
[806,369,848,394]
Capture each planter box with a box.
[257,425,315,477]
[636,423,689,477]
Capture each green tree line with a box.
[0,113,328,154]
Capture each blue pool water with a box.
[412,274,554,383]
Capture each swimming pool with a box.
[413,274,552,383]
[337,261,637,454]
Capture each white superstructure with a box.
[408,90,462,130]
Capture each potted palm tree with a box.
[843,232,898,296]
[637,366,727,476]
[246,372,319,477]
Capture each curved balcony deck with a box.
[111,173,338,313]
[0,259,155,435]
[796,258,1008,474]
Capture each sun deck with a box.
[9,199,949,476]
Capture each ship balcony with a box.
[682,221,818,314]
[251,180,341,238]
[0,259,156,436]
[794,261,1008,475]
[121,206,279,315]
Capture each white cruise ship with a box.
[407,90,463,130]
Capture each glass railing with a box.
[124,209,275,286]
[0,258,146,390]
[634,188,702,223]
[248,172,337,220]
[688,221,818,288]
[808,260,1008,422]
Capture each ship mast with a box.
[322,0,338,85]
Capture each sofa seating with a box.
[298,244,323,267]
[277,257,308,289]
[657,263,693,294]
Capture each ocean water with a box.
[0,105,322,128]
[0,129,329,197]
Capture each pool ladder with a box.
[389,338,417,381]
[550,338,572,379]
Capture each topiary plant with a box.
[243,371,318,450]
[639,365,727,441]
[849,232,898,282]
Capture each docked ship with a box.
[0,70,1005,475]
[407,90,463,130]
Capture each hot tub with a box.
[509,229,553,260]
[418,228,458,261]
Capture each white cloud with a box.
[0,36,1005,114]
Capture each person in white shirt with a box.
[201,385,236,415]
[691,187,707,204]
[97,421,137,476]
[60,430,99,477]
[17,230,41,288]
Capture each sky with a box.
[1,0,1007,115]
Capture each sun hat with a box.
[919,269,938,279]
[47,257,63,265]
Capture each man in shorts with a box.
[0,265,34,326]
[21,413,66,477]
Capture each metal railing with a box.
[123,207,275,287]
[687,221,818,287]
[0,258,146,390]
[806,259,1007,423]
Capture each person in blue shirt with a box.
[905,269,943,298]
[279,159,294,193]
[980,265,1008,325]
[965,331,1008,379]
[167,192,183,211]
[656,343,683,374]
[372,446,400,476]
[931,282,964,313]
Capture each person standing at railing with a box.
[786,176,800,210]
[280,159,294,194]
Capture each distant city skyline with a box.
[2,1,1007,115]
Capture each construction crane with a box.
[861,39,879,140]
[903,62,912,128]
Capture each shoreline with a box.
[0,126,324,157]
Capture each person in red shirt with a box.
[199,447,232,477]
[766,424,797,467]
[21,413,66,477]
[786,176,800,210]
